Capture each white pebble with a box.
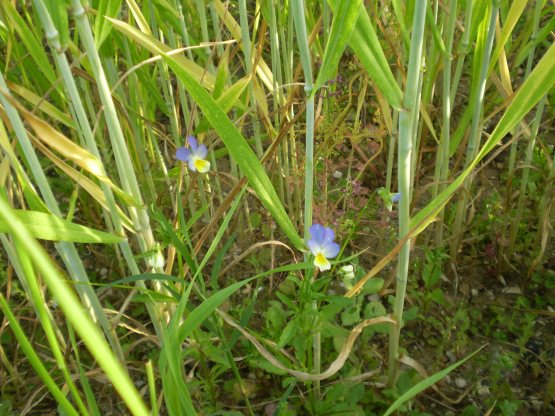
[455,378,468,389]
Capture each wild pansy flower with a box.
[176,136,210,173]
[307,224,340,271]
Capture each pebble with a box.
[471,288,479,297]
[477,385,490,396]
[455,378,468,389]
[446,350,457,363]
[333,170,343,179]
[502,286,522,295]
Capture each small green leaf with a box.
[360,278,384,296]
[277,318,299,349]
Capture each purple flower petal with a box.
[176,147,191,161]
[309,223,324,243]
[391,192,401,202]
[322,227,335,245]
[187,136,198,151]
[196,143,208,159]
[307,239,320,256]
[323,242,340,258]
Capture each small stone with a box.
[333,170,343,179]
[471,288,479,297]
[502,286,522,295]
[446,350,457,363]
[455,378,467,389]
[477,385,490,396]
[99,268,108,277]
[530,399,543,411]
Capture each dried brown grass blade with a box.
[219,311,395,382]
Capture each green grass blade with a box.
[489,0,527,74]
[383,345,486,416]
[314,0,362,93]
[0,209,124,243]
[1,1,57,85]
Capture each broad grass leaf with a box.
[195,76,250,134]
[314,0,362,93]
[6,81,73,128]
[0,197,150,415]
[0,210,123,244]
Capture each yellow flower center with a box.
[314,253,330,271]
[194,158,210,173]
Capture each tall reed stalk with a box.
[292,0,319,399]
[388,0,427,386]
[450,1,499,260]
